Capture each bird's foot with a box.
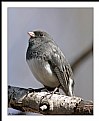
[27,87,48,93]
[48,87,60,99]
[25,87,48,97]
[39,87,60,102]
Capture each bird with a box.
[26,30,74,96]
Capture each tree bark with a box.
[8,85,93,115]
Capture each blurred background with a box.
[7,8,93,114]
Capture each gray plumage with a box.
[26,30,74,96]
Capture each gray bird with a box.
[26,30,74,96]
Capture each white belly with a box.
[27,58,59,87]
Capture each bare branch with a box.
[8,85,93,115]
[71,44,93,72]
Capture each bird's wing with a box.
[46,42,73,95]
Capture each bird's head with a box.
[28,31,44,38]
[27,30,53,48]
[27,30,52,39]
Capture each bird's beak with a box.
[28,32,35,37]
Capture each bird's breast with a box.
[26,58,59,87]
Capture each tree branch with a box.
[71,44,93,72]
[8,85,93,115]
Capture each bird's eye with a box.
[40,33,43,36]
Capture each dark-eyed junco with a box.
[26,30,74,96]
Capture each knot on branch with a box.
[39,101,50,112]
